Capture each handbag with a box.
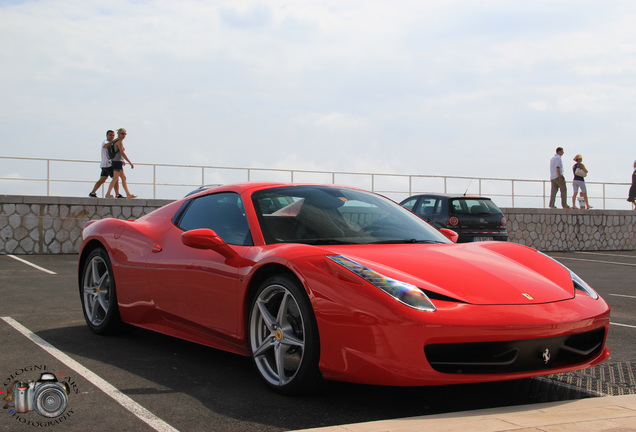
[575,167,587,177]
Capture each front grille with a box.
[424,328,605,374]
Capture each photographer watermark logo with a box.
[1,365,79,427]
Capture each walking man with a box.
[89,130,121,198]
[549,147,570,209]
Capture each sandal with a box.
[127,194,138,199]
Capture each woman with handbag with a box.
[572,154,592,209]
[106,128,137,199]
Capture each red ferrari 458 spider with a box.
[78,183,610,394]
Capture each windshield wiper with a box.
[292,239,353,245]
[370,239,444,244]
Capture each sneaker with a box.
[116,194,124,198]
[88,193,97,198]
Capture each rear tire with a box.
[249,274,322,394]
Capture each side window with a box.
[401,197,418,211]
[417,198,440,216]
[177,192,252,246]
[450,199,468,214]
[433,199,442,214]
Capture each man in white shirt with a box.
[89,130,121,198]
[549,147,570,209]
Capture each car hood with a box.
[323,242,574,305]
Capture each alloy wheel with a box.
[250,283,307,387]
[82,255,111,326]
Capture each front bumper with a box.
[314,294,610,386]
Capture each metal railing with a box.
[0,156,633,209]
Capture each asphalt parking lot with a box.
[1,252,635,432]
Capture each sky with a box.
[1,0,636,191]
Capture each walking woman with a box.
[571,154,592,209]
[106,128,137,198]
[628,160,636,210]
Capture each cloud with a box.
[292,112,373,133]
[2,0,636,191]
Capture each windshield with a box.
[252,186,451,245]
[449,198,502,215]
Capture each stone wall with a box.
[1,195,635,254]
[503,208,636,252]
[0,196,172,254]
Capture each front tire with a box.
[80,248,128,335]
[249,274,322,394]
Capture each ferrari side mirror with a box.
[439,228,459,243]
[182,228,237,258]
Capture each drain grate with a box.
[543,361,636,396]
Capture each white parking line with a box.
[7,254,57,275]
[576,252,636,259]
[611,322,636,329]
[551,256,636,267]
[610,294,636,300]
[1,317,179,432]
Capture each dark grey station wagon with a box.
[400,194,508,243]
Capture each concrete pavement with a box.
[294,394,636,432]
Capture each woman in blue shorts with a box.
[572,154,592,209]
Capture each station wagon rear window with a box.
[449,198,502,215]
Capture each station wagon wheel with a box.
[249,274,321,394]
[80,248,128,335]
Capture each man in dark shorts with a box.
[89,130,121,198]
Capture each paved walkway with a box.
[294,394,636,432]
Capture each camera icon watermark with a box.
[13,372,70,417]
[2,365,78,427]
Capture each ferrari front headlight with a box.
[327,255,436,312]
[538,252,599,299]
[570,270,599,299]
